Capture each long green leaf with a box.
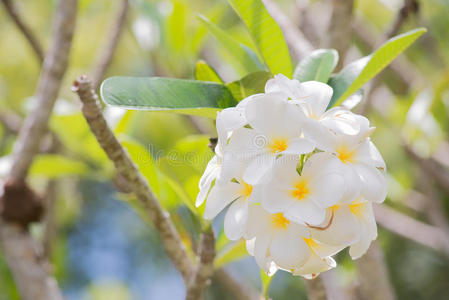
[329,28,426,107]
[198,15,265,74]
[215,239,248,268]
[226,71,271,101]
[101,77,237,119]
[194,60,223,83]
[29,154,88,178]
[293,49,338,83]
[227,0,293,76]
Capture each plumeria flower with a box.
[310,200,377,259]
[265,74,364,149]
[224,94,315,184]
[261,154,345,225]
[245,205,341,277]
[326,123,387,204]
[202,175,259,240]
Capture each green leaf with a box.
[121,138,197,213]
[214,239,248,268]
[101,77,237,119]
[226,71,271,101]
[328,28,426,107]
[194,60,223,83]
[227,0,293,76]
[293,49,338,83]
[198,15,265,74]
[29,154,88,178]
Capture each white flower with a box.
[261,154,345,225]
[325,124,387,204]
[203,176,257,240]
[310,200,377,259]
[225,94,315,184]
[245,204,341,277]
[265,74,363,146]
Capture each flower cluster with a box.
[196,74,387,278]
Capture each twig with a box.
[1,0,44,63]
[0,1,77,299]
[386,0,419,39]
[186,226,216,300]
[72,75,195,282]
[374,204,449,257]
[356,241,396,300]
[0,221,64,300]
[262,0,313,61]
[91,0,129,90]
[401,142,449,195]
[304,277,327,300]
[214,269,257,300]
[43,181,57,259]
[8,0,78,183]
[325,0,354,69]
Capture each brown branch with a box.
[214,269,257,300]
[374,204,449,257]
[262,0,313,61]
[43,181,57,258]
[304,277,328,300]
[402,142,449,195]
[72,75,195,282]
[356,241,396,300]
[8,0,78,183]
[0,1,78,299]
[91,0,129,90]
[325,0,354,70]
[0,221,64,300]
[186,226,216,300]
[386,0,419,39]
[1,0,44,63]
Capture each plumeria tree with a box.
[3,0,449,300]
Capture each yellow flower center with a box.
[271,213,290,230]
[268,138,288,153]
[303,237,317,248]
[349,202,365,217]
[239,181,253,199]
[336,145,355,164]
[291,180,309,200]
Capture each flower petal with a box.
[309,173,345,208]
[285,200,326,226]
[270,230,310,270]
[224,199,249,240]
[203,183,241,220]
[354,163,387,203]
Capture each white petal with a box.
[243,153,276,185]
[309,173,345,208]
[196,156,220,206]
[354,163,387,203]
[261,186,295,213]
[293,253,336,277]
[285,200,326,226]
[244,204,271,239]
[254,235,272,272]
[203,183,241,220]
[270,230,310,270]
[224,199,249,240]
[310,206,360,246]
[354,140,386,170]
[321,108,361,136]
[216,107,246,147]
[282,137,315,155]
[297,81,333,117]
[245,95,306,138]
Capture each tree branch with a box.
[8,0,78,183]
[0,1,78,299]
[72,75,195,282]
[0,221,64,300]
[356,241,396,300]
[91,0,129,90]
[262,0,313,61]
[374,204,449,257]
[304,277,327,300]
[1,0,44,63]
[325,0,354,69]
[186,226,216,300]
[214,269,257,300]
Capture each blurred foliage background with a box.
[0,0,449,299]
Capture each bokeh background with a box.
[1,0,449,299]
